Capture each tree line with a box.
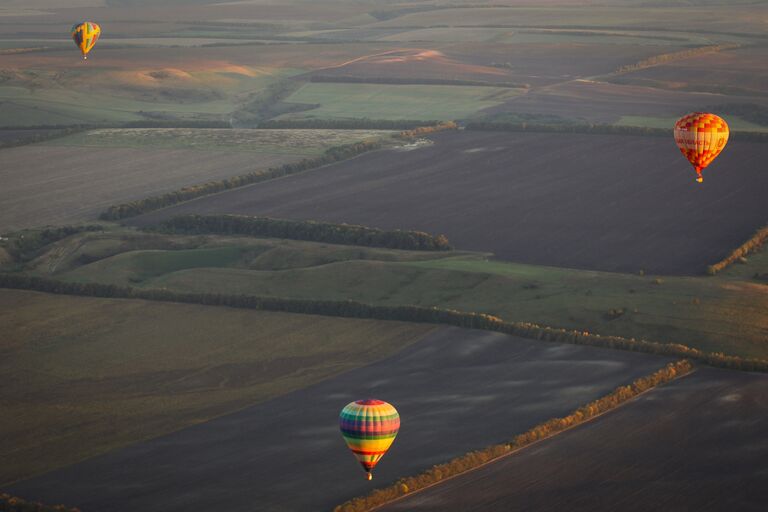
[398,121,458,140]
[333,359,694,512]
[707,225,768,275]
[0,493,79,512]
[613,44,739,74]
[154,214,452,251]
[466,121,670,137]
[467,121,768,142]
[98,140,382,220]
[0,273,765,373]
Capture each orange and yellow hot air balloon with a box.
[340,399,400,480]
[674,112,729,183]
[71,22,101,60]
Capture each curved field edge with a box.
[3,225,766,359]
[0,289,435,485]
[25,225,765,359]
[333,360,694,512]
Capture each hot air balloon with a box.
[674,112,729,183]
[71,22,101,60]
[339,399,400,481]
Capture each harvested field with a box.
[379,368,768,512]
[309,44,677,88]
[131,130,768,274]
[368,5,768,36]
[444,43,676,86]
[483,79,768,124]
[307,47,519,84]
[47,128,392,154]
[7,327,672,511]
[0,145,302,232]
[0,289,434,484]
[611,46,768,97]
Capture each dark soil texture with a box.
[379,368,768,512]
[131,131,768,274]
[7,327,671,512]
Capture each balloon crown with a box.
[356,399,385,405]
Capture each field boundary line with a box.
[0,274,765,373]
[334,361,696,512]
[707,224,768,275]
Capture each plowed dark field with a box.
[8,327,671,512]
[132,131,768,274]
[379,368,768,512]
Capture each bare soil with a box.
[7,327,672,512]
[132,130,768,274]
[380,368,768,512]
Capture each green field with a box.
[7,227,766,360]
[278,83,523,121]
[0,66,296,127]
[0,288,434,485]
[47,128,394,154]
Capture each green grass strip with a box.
[0,274,765,373]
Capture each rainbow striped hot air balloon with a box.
[339,399,400,480]
[674,112,729,183]
[71,22,101,60]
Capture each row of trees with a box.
[466,121,670,137]
[707,225,768,275]
[614,44,739,74]
[467,120,768,142]
[1,273,766,373]
[154,214,453,251]
[398,121,458,140]
[333,359,694,512]
[0,493,79,512]
[98,140,382,220]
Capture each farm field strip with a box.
[128,131,768,276]
[378,367,768,512]
[7,326,674,512]
[0,145,303,233]
[0,288,435,485]
[45,128,394,153]
[278,82,524,121]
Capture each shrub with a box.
[153,214,453,251]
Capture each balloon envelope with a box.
[674,112,729,183]
[71,22,101,59]
[339,399,400,480]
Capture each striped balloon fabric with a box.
[339,399,400,480]
[673,112,729,183]
[71,22,101,60]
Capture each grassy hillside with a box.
[0,288,434,485]
[279,83,522,121]
[6,227,766,360]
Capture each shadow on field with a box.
[380,368,768,512]
[130,131,768,274]
[9,327,670,512]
